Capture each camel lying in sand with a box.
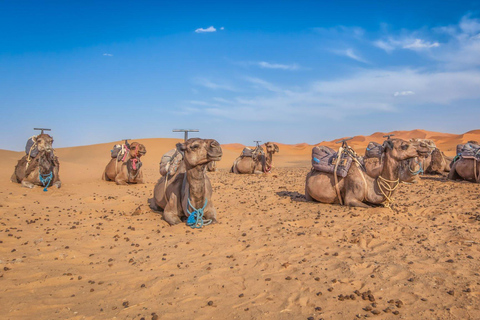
[152,138,223,226]
[449,141,480,182]
[11,133,61,189]
[103,142,146,185]
[231,142,279,174]
[408,138,451,174]
[305,139,430,208]
[363,141,423,184]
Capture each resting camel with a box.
[363,141,423,184]
[420,148,452,174]
[152,138,223,226]
[103,142,146,185]
[231,142,279,174]
[448,141,480,182]
[305,139,431,208]
[11,133,61,189]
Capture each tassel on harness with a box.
[186,198,211,229]
[39,171,53,192]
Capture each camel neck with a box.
[39,152,54,175]
[186,164,207,209]
[379,153,400,182]
[264,152,273,171]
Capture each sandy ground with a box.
[1,130,480,320]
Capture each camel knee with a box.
[345,198,370,208]
[21,180,35,189]
[163,212,182,225]
[53,181,61,188]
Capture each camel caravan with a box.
[102,139,147,185]
[9,128,480,227]
[230,141,279,174]
[11,128,61,191]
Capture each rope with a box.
[186,198,211,228]
[39,170,53,192]
[409,158,423,175]
[376,175,399,208]
[333,146,344,205]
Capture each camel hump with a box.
[457,142,480,159]
[160,148,183,176]
[312,146,352,178]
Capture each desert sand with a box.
[1,130,480,320]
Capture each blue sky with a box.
[1,0,480,150]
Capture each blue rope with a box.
[186,198,211,229]
[409,158,423,176]
[39,171,53,192]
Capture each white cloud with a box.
[103,53,113,57]
[193,78,236,91]
[393,91,415,97]
[334,48,369,63]
[220,27,225,30]
[403,39,440,49]
[257,61,300,70]
[195,26,216,33]
[184,68,480,122]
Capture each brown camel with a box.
[103,142,146,185]
[448,142,480,182]
[152,138,223,226]
[305,139,430,208]
[420,148,452,174]
[11,133,61,189]
[231,142,279,174]
[363,141,423,184]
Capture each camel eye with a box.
[190,144,199,150]
[401,144,408,150]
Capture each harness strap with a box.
[333,146,344,205]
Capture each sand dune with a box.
[1,129,480,319]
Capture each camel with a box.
[152,138,223,226]
[448,141,480,182]
[305,139,431,208]
[231,142,279,174]
[103,142,146,185]
[11,133,61,189]
[363,141,423,184]
[419,148,452,174]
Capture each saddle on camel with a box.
[230,141,279,174]
[305,137,431,208]
[449,141,480,183]
[11,128,61,190]
[102,139,147,185]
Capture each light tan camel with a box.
[11,133,61,189]
[151,138,222,226]
[448,142,480,182]
[305,139,431,208]
[420,148,452,174]
[103,142,146,185]
[231,142,279,174]
[363,141,423,184]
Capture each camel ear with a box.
[274,144,279,153]
[382,140,393,151]
[176,142,186,152]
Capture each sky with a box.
[1,0,480,150]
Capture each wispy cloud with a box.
[193,78,237,91]
[257,61,300,70]
[195,26,216,33]
[333,48,369,63]
[393,91,415,97]
[402,39,440,50]
[103,53,113,57]
[374,37,440,52]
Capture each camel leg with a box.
[344,198,370,208]
[136,171,145,184]
[115,171,128,185]
[447,163,460,181]
[163,193,183,225]
[21,180,35,189]
[304,183,313,201]
[204,204,218,223]
[102,170,109,181]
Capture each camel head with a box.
[129,142,146,158]
[35,134,54,152]
[383,138,431,161]
[177,138,223,168]
[265,142,279,154]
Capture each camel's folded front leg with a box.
[163,193,183,225]
[21,180,35,189]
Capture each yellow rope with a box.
[376,175,399,208]
[333,147,344,205]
